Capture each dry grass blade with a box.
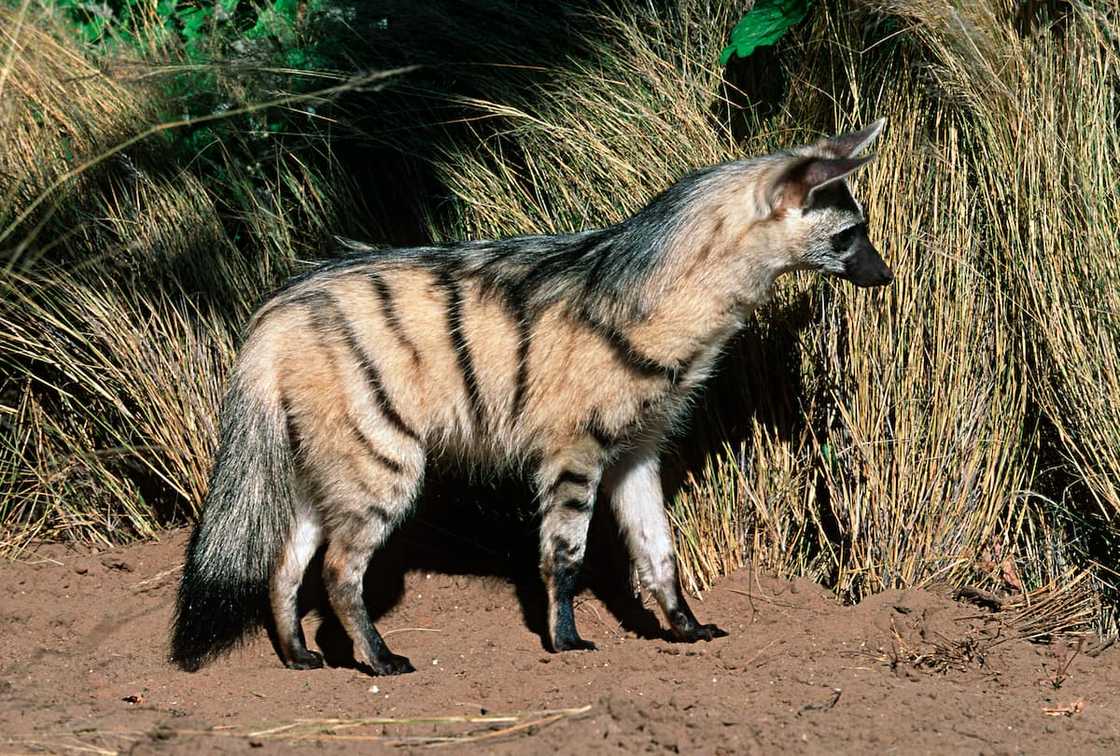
[1002,571,1103,642]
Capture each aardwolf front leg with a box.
[537,441,602,652]
[604,446,728,643]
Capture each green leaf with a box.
[114,27,137,47]
[80,16,107,44]
[246,0,300,41]
[178,7,212,41]
[272,0,301,24]
[284,47,308,68]
[720,0,812,65]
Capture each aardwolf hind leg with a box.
[270,507,324,669]
[604,446,728,643]
[322,504,416,676]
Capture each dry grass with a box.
[0,6,392,547]
[963,4,1120,523]
[1,0,1117,636]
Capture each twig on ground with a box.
[130,564,182,592]
[727,587,809,610]
[1041,637,1083,690]
[955,586,1006,611]
[1042,699,1085,717]
[381,627,443,638]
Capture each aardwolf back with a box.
[171,120,892,675]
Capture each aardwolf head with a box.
[771,118,893,288]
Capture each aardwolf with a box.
[171,120,892,676]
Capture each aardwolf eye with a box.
[830,223,863,251]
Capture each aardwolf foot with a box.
[552,636,598,652]
[284,648,324,670]
[669,613,729,643]
[368,652,416,676]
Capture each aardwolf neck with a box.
[612,160,793,370]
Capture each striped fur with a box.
[170,120,892,675]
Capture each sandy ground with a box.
[2,529,1119,754]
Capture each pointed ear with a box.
[771,155,874,211]
[822,118,886,158]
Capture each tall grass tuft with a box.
[848,0,1120,628]
[0,6,386,551]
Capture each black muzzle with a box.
[841,238,893,287]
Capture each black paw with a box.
[369,653,416,676]
[671,622,730,643]
[551,636,598,652]
[284,648,324,670]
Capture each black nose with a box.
[842,242,893,288]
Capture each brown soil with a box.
[2,530,1118,754]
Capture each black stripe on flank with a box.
[367,446,404,476]
[510,302,532,421]
[367,272,421,366]
[308,293,420,443]
[585,412,616,450]
[674,348,703,387]
[438,269,486,428]
[365,503,392,524]
[517,231,608,301]
[338,324,420,443]
[344,415,405,475]
[281,396,304,460]
[299,296,409,479]
[578,308,681,383]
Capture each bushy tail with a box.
[171,370,296,671]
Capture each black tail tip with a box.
[170,606,254,672]
[170,621,217,672]
[170,581,267,672]
[170,650,206,673]
[171,525,274,672]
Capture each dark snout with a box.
[842,238,893,287]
